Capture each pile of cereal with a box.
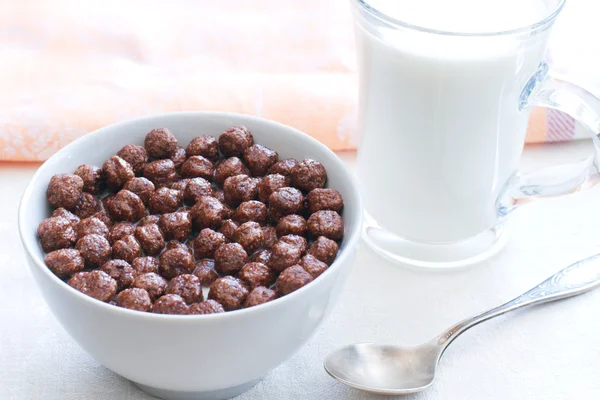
[37,127,344,314]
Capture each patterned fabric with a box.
[0,0,593,161]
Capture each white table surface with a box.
[2,141,600,400]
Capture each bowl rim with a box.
[18,111,363,322]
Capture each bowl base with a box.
[134,378,262,400]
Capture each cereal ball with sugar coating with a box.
[68,270,117,302]
[46,174,84,210]
[117,144,148,175]
[208,276,249,311]
[37,217,77,252]
[116,288,152,312]
[186,135,219,161]
[291,159,327,192]
[74,164,105,194]
[103,156,135,191]
[218,126,254,157]
[145,128,177,159]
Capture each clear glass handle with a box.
[499,63,600,215]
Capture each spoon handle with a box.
[436,253,600,349]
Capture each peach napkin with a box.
[0,0,594,161]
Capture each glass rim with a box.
[355,0,566,37]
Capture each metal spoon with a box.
[324,253,600,395]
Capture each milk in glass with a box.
[355,0,549,243]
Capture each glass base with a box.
[362,213,509,269]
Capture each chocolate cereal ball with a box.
[116,288,152,312]
[166,240,188,251]
[170,178,189,192]
[279,234,308,254]
[138,215,159,226]
[72,192,101,219]
[101,194,114,210]
[214,242,248,275]
[132,256,159,274]
[181,156,214,181]
[74,164,105,194]
[218,126,254,157]
[134,224,165,256]
[190,196,224,230]
[214,190,225,203]
[208,276,249,311]
[222,204,235,220]
[214,157,250,186]
[238,262,275,290]
[307,236,338,265]
[44,248,84,278]
[276,214,307,237]
[244,287,277,308]
[170,146,187,170]
[268,158,298,176]
[257,174,290,204]
[193,259,219,286]
[291,159,327,192]
[186,135,219,161]
[93,210,114,228]
[299,254,328,278]
[189,299,225,315]
[149,187,183,214]
[268,187,304,220]
[75,217,109,240]
[250,249,271,265]
[112,234,142,264]
[193,229,226,259]
[269,240,302,272]
[166,274,203,304]
[159,246,194,278]
[103,156,135,191]
[152,294,189,315]
[145,128,177,159]
[262,226,278,249]
[37,216,77,252]
[183,177,213,204]
[307,210,344,241]
[46,174,84,209]
[76,234,111,267]
[235,201,267,225]
[233,221,264,254]
[218,219,238,242]
[131,272,167,301]
[106,190,146,222]
[143,159,178,188]
[158,211,192,242]
[51,208,80,227]
[68,270,117,302]
[243,144,278,177]
[100,259,135,289]
[306,188,344,214]
[123,177,155,205]
[223,175,258,206]
[117,144,148,175]
[276,265,313,296]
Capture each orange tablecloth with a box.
[0,0,591,161]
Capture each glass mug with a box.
[352,0,600,268]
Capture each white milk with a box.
[355,0,551,243]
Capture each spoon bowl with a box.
[324,342,441,395]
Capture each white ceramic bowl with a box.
[18,112,362,400]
